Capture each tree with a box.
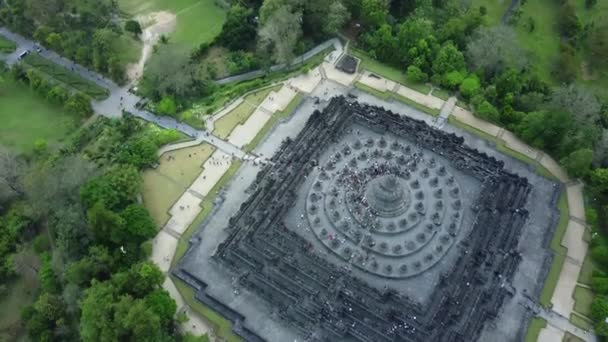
[516,110,571,151]
[119,204,157,245]
[33,138,48,155]
[475,100,499,122]
[561,148,593,178]
[557,2,580,38]
[459,75,480,98]
[140,44,210,100]
[52,204,91,259]
[443,70,465,89]
[87,201,125,244]
[591,168,608,193]
[432,42,465,79]
[324,1,350,35]
[117,134,159,169]
[217,5,256,51]
[0,145,24,207]
[45,32,62,51]
[364,24,398,64]
[586,0,598,9]
[145,289,177,327]
[361,0,389,27]
[65,93,93,118]
[549,85,601,126]
[80,164,140,210]
[157,96,177,116]
[27,155,95,217]
[258,4,303,64]
[124,20,142,36]
[466,26,528,76]
[406,65,428,83]
[592,296,608,322]
[587,23,608,69]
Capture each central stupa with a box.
[365,175,411,217]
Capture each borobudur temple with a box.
[175,96,561,342]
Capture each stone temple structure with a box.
[175,96,559,342]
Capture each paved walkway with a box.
[434,96,457,128]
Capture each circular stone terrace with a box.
[306,136,463,278]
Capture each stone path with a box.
[434,96,457,128]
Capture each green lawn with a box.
[115,34,143,66]
[578,254,600,286]
[573,286,594,318]
[570,312,594,331]
[117,0,226,47]
[142,144,215,226]
[471,0,510,26]
[22,54,109,99]
[0,77,77,153]
[244,93,303,152]
[524,317,547,342]
[212,85,281,139]
[514,0,561,83]
[564,332,586,342]
[0,35,16,53]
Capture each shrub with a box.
[157,97,177,117]
[561,148,593,178]
[33,139,48,155]
[443,70,465,89]
[33,234,51,254]
[475,100,499,122]
[459,75,480,98]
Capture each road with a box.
[0,27,248,159]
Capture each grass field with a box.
[115,34,143,66]
[22,54,109,99]
[573,286,594,317]
[142,144,215,226]
[0,35,16,53]
[565,331,586,342]
[514,0,561,83]
[578,254,600,285]
[0,76,77,153]
[570,312,594,331]
[524,317,547,342]
[212,85,281,139]
[117,0,226,47]
[471,0,509,26]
